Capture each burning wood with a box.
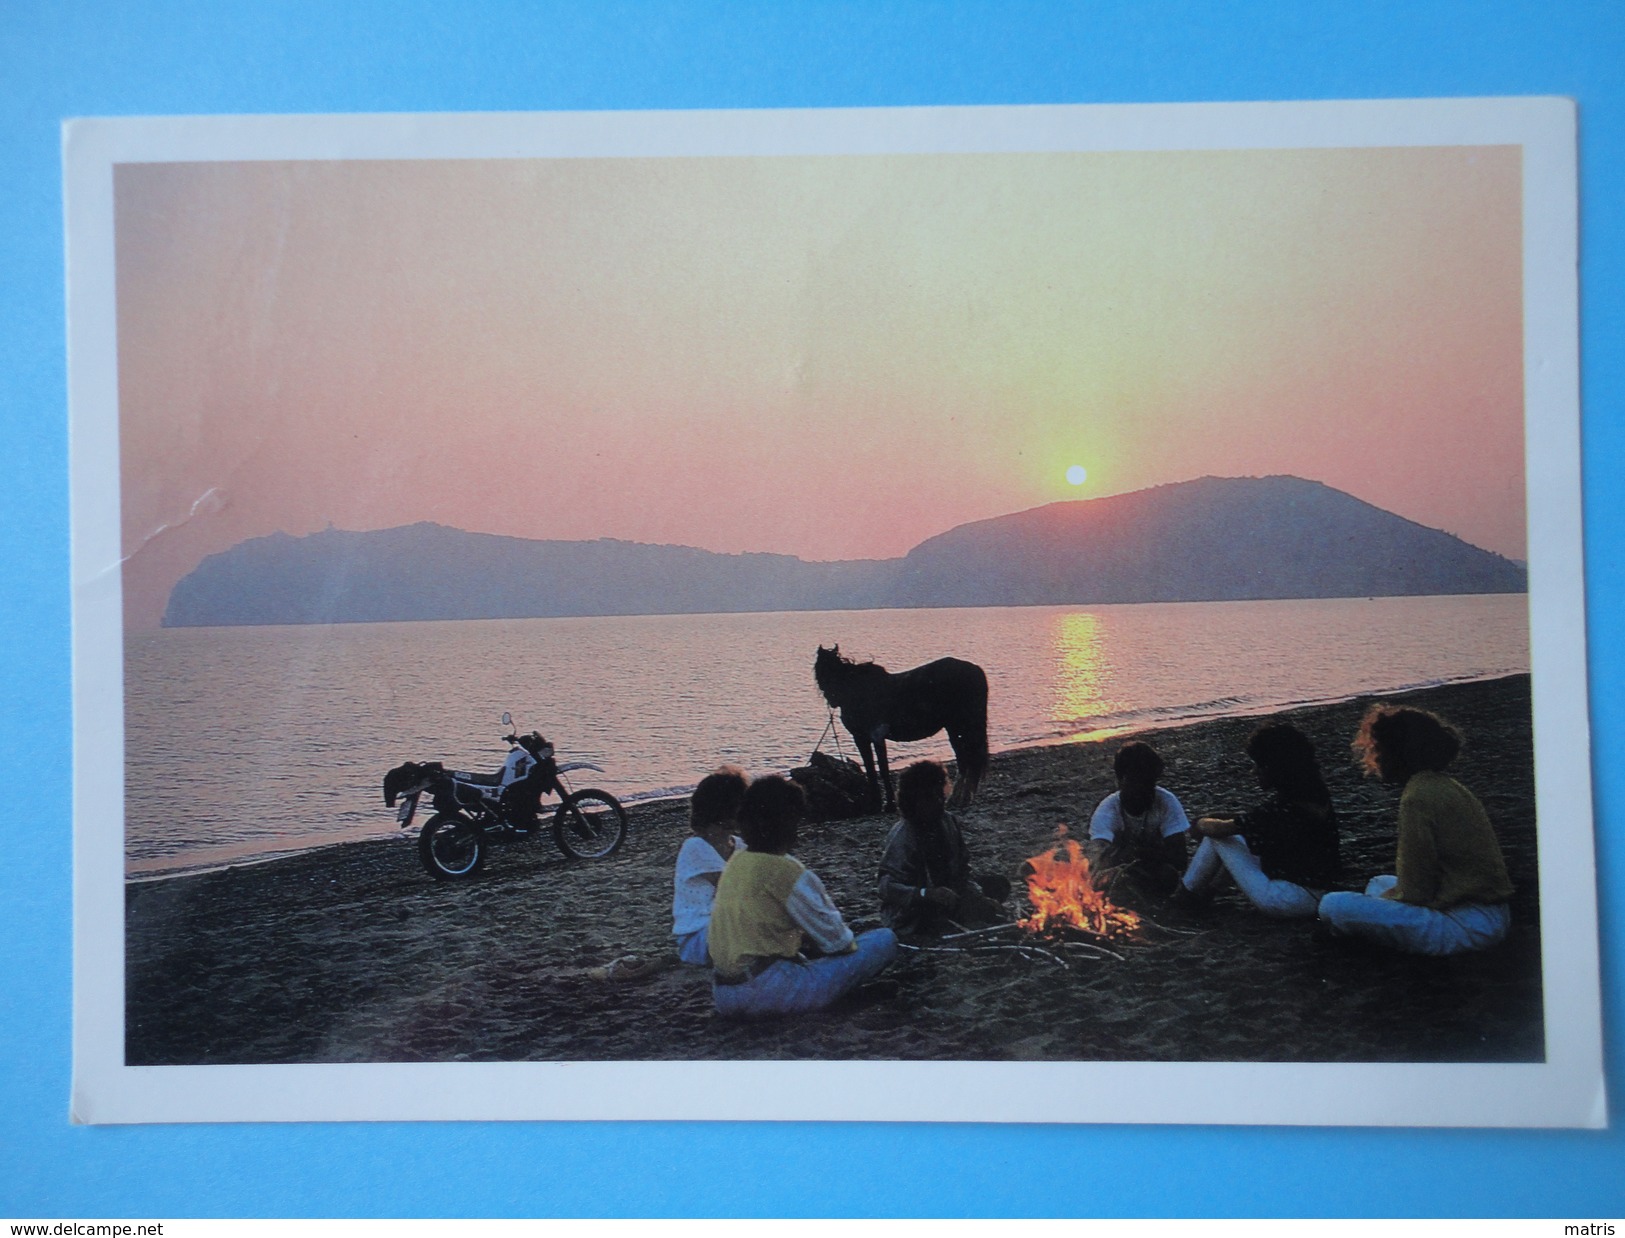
[1019,829,1141,939]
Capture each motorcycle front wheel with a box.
[418,812,486,880]
[552,789,628,860]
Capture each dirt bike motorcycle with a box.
[382,712,628,880]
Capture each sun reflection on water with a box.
[1052,611,1116,735]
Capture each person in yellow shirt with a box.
[1317,705,1514,955]
[709,775,898,1018]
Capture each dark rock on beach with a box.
[125,674,1543,1065]
[790,751,874,820]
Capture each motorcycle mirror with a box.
[501,711,513,728]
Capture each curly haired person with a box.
[1317,706,1513,955]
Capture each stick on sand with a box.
[937,922,1024,941]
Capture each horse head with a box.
[813,644,846,705]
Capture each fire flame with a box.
[1020,829,1141,937]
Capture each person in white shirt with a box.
[671,766,749,965]
[1086,740,1191,897]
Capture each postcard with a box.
[67,98,1603,1125]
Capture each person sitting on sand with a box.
[708,774,898,1018]
[878,760,1011,936]
[1317,706,1514,956]
[1086,741,1190,896]
[671,766,749,966]
[1175,723,1340,918]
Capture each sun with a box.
[1065,465,1088,486]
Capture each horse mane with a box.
[843,661,888,681]
[814,646,889,702]
[815,645,887,677]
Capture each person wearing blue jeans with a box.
[1320,874,1510,955]
[1178,722,1340,919]
[712,929,900,1018]
[709,774,898,1019]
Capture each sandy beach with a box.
[125,674,1543,1065]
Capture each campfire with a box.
[894,827,1152,970]
[1019,828,1141,939]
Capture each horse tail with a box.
[948,704,989,808]
[964,714,990,784]
[961,660,990,786]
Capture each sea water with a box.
[124,593,1528,876]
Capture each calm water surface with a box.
[124,594,1528,876]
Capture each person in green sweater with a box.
[1317,705,1514,955]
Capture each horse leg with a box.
[855,736,883,813]
[875,739,894,813]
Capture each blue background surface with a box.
[2,1,1621,1218]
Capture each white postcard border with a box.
[68,97,1602,1126]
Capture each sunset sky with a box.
[115,145,1525,629]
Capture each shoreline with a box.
[147,588,1532,633]
[125,673,1543,1065]
[124,668,1529,884]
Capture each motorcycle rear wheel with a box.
[418,812,486,880]
[552,789,628,860]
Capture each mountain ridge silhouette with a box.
[162,475,1526,626]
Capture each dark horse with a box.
[813,644,989,812]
